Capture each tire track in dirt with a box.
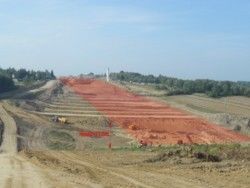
[0,104,17,153]
[27,126,46,150]
[58,151,208,188]
[53,151,154,188]
[113,166,206,188]
[0,154,52,188]
[0,103,53,188]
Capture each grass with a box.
[115,81,167,97]
[115,81,250,116]
[186,104,220,114]
[112,144,148,152]
[164,95,250,116]
[112,143,250,163]
[48,130,75,142]
[46,130,76,150]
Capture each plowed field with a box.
[61,78,250,145]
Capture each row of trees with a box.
[2,68,55,81]
[0,67,56,93]
[110,71,250,98]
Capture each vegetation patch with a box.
[193,152,221,162]
[0,67,55,94]
[110,71,250,98]
[0,74,15,93]
[45,130,76,150]
[144,144,250,163]
[185,104,220,114]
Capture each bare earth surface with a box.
[0,104,53,188]
[0,80,250,188]
[60,78,250,145]
[29,80,58,94]
[0,104,17,154]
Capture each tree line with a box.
[110,71,250,98]
[0,67,56,93]
[1,68,55,81]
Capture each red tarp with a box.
[79,131,110,137]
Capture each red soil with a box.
[61,78,250,145]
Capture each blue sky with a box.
[0,0,249,81]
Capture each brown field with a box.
[116,81,250,117]
[164,95,250,116]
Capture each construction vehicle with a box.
[51,116,69,124]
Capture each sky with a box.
[0,0,249,81]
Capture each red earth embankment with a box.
[61,78,250,145]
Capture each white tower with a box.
[106,68,110,82]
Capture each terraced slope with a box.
[60,78,250,145]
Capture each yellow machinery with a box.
[51,116,68,124]
[58,117,68,124]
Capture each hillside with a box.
[110,71,250,98]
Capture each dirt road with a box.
[0,104,17,153]
[0,154,52,188]
[29,80,58,93]
[0,103,52,188]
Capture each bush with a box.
[0,74,15,93]
[233,125,241,131]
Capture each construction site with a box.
[0,76,250,188]
[1,0,250,187]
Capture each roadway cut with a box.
[61,78,250,145]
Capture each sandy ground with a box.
[29,80,58,94]
[20,149,250,188]
[0,104,17,154]
[0,104,53,188]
